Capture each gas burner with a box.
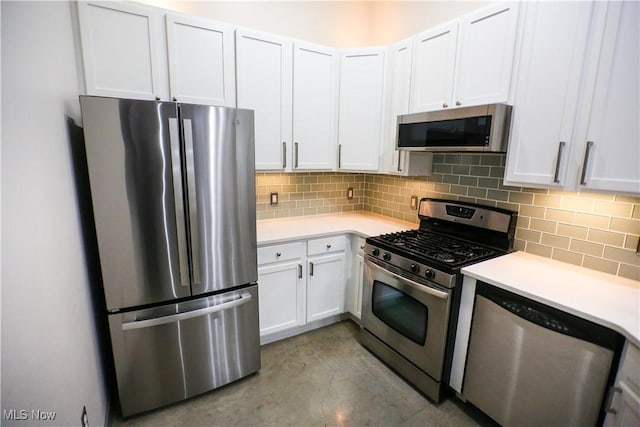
[372,229,499,268]
[434,253,456,263]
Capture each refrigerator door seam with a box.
[168,117,190,288]
[182,117,201,286]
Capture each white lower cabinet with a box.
[257,241,305,337]
[257,235,349,342]
[306,236,346,322]
[307,253,345,322]
[605,342,640,427]
[257,260,305,336]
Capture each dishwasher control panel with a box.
[477,281,623,350]
[500,300,570,333]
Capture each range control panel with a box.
[446,205,476,219]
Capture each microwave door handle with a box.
[183,118,201,286]
[367,259,449,300]
[168,118,190,288]
[121,293,253,330]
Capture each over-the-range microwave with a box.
[396,103,512,152]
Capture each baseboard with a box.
[260,314,352,345]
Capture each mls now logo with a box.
[3,409,28,420]
[3,409,56,421]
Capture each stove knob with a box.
[372,248,380,257]
[424,269,435,279]
[410,264,420,273]
[383,252,391,261]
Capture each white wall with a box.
[1,2,107,426]
[140,0,488,47]
[143,0,372,47]
[369,1,490,45]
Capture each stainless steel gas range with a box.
[360,198,518,402]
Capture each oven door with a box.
[361,258,451,380]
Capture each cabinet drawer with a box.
[258,241,305,265]
[308,235,346,256]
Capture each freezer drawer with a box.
[108,285,260,416]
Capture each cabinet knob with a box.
[276,252,282,257]
[442,103,448,108]
[456,101,461,106]
[173,97,177,102]
[326,244,332,249]
[155,96,160,101]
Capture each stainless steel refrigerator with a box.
[79,96,260,416]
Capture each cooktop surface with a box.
[367,229,503,270]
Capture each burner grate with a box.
[375,230,497,266]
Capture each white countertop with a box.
[462,251,640,346]
[256,211,416,245]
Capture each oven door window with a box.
[371,280,428,345]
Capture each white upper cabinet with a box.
[505,1,639,195]
[410,22,459,113]
[338,48,386,171]
[77,1,166,100]
[236,29,293,171]
[292,42,339,170]
[504,1,594,187]
[382,39,432,176]
[410,2,519,113]
[165,14,235,106]
[577,1,640,194]
[454,2,519,107]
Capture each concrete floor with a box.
[112,321,491,426]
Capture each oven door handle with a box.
[367,259,449,300]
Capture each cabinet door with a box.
[345,237,365,318]
[77,1,165,100]
[579,1,640,194]
[382,41,433,176]
[410,22,458,113]
[257,261,305,336]
[353,254,364,319]
[338,48,385,171]
[383,40,411,174]
[605,342,640,427]
[504,1,594,187]
[608,383,640,427]
[307,253,345,322]
[236,29,293,171]
[455,2,519,107]
[292,42,338,170]
[165,14,235,107]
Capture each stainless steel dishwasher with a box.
[462,282,623,427]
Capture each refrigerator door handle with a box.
[183,118,201,286]
[168,118,190,288]
[121,292,253,331]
